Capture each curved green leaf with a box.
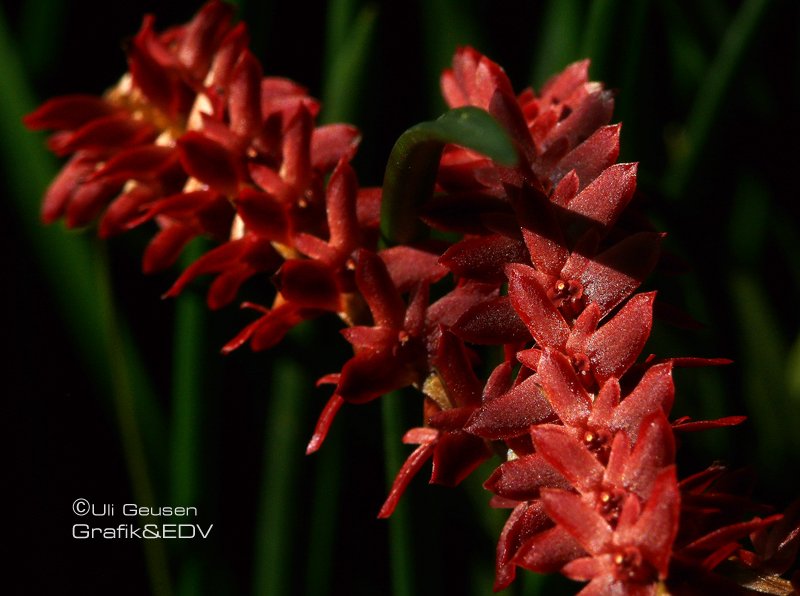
[380,106,517,246]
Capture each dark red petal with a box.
[280,104,312,191]
[430,432,490,486]
[336,350,416,404]
[325,160,360,253]
[566,163,637,233]
[164,238,245,297]
[671,416,747,432]
[611,362,674,437]
[621,413,676,500]
[509,185,569,276]
[98,185,156,237]
[40,153,95,223]
[432,330,483,408]
[550,123,620,189]
[579,232,663,316]
[178,131,241,195]
[65,176,124,228]
[506,263,570,349]
[378,435,438,519]
[208,22,249,90]
[49,113,155,156]
[355,249,405,329]
[485,453,571,501]
[585,292,655,383]
[276,259,342,312]
[311,124,361,172]
[537,349,593,427]
[381,246,448,291]
[23,95,117,131]
[234,188,291,242]
[427,281,498,333]
[228,50,264,140]
[540,488,612,555]
[514,524,588,574]
[440,234,529,283]
[531,425,604,493]
[176,0,234,78]
[306,394,345,454]
[623,466,680,578]
[91,145,177,182]
[452,296,531,345]
[143,223,196,272]
[540,60,589,104]
[248,302,307,351]
[466,375,554,439]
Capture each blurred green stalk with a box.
[0,7,170,594]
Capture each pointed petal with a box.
[537,349,593,427]
[585,292,655,383]
[506,263,570,349]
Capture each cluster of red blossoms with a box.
[26,2,799,594]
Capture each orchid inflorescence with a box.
[25,2,799,594]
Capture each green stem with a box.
[380,107,516,246]
[529,0,582,88]
[252,356,309,596]
[580,0,619,80]
[382,393,414,596]
[663,0,773,199]
[94,242,173,596]
[170,239,209,596]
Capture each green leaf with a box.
[380,106,517,246]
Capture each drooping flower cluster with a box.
[26,3,799,594]
[24,0,372,351]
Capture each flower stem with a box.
[170,239,209,596]
[382,393,415,596]
[93,242,173,596]
[252,353,309,596]
[663,0,773,199]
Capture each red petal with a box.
[541,488,612,555]
[585,292,655,383]
[378,435,438,518]
[24,95,117,131]
[235,188,290,242]
[506,263,570,349]
[311,124,361,172]
[466,375,554,439]
[143,223,196,272]
[537,349,593,427]
[452,296,531,345]
[228,50,263,140]
[440,234,529,283]
[306,394,345,454]
[276,259,342,312]
[551,123,620,189]
[178,131,241,195]
[485,453,571,501]
[531,425,604,493]
[566,163,637,233]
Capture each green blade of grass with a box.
[252,354,309,596]
[170,238,210,596]
[580,0,619,81]
[529,0,582,88]
[663,0,774,199]
[382,393,414,596]
[320,4,377,126]
[420,0,481,113]
[94,242,174,596]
